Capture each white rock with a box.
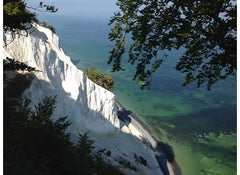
[3,24,164,175]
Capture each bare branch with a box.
[26,6,50,13]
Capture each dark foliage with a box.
[106,150,112,156]
[4,97,75,175]
[117,157,137,171]
[3,0,36,34]
[4,96,125,175]
[3,0,57,36]
[134,153,147,166]
[4,73,34,98]
[37,2,58,13]
[4,57,38,72]
[47,25,56,33]
[3,57,39,97]
[108,0,236,90]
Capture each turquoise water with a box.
[38,15,236,175]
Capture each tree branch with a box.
[26,6,50,13]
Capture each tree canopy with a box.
[3,0,57,34]
[3,57,39,72]
[108,0,236,90]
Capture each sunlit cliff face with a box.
[3,24,164,175]
[4,24,120,134]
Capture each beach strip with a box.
[116,102,176,175]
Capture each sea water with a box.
[36,14,236,175]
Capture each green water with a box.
[38,15,236,175]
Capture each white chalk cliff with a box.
[3,24,163,175]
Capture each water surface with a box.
[36,11,236,175]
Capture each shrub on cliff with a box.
[37,21,56,33]
[85,66,114,91]
[47,25,56,33]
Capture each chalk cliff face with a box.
[4,24,120,134]
[4,24,163,175]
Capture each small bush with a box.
[42,21,47,27]
[37,21,56,33]
[47,25,56,33]
[85,66,114,91]
[106,150,112,156]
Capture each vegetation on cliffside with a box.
[85,66,114,91]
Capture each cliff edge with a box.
[3,24,163,175]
